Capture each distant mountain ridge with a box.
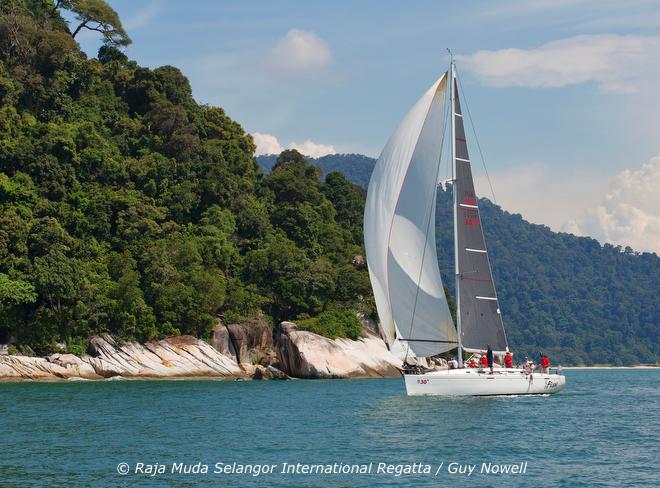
[257,153,375,188]
[257,153,660,365]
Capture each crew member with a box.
[541,353,550,374]
[504,351,513,368]
[468,358,476,368]
[479,355,488,369]
[486,345,494,374]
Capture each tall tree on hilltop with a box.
[52,0,131,47]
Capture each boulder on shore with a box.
[274,322,401,378]
[0,354,101,380]
[210,320,237,362]
[85,334,243,378]
[225,318,276,366]
[252,364,291,380]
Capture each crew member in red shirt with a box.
[479,355,488,369]
[468,358,476,368]
[540,353,550,373]
[504,351,513,368]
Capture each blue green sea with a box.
[1,369,658,487]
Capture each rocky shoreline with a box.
[0,320,402,382]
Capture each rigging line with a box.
[403,80,451,361]
[456,75,498,206]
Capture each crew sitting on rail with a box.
[468,358,476,368]
[479,355,488,369]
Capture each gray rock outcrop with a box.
[0,334,243,380]
[225,318,276,366]
[210,320,237,362]
[274,322,401,378]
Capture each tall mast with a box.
[450,55,463,367]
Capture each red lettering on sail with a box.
[463,208,479,226]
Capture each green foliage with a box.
[0,2,370,352]
[63,0,131,47]
[297,309,363,340]
[0,273,36,304]
[257,153,374,189]
[66,335,88,355]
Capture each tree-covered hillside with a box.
[259,154,659,365]
[257,153,375,188]
[0,1,370,354]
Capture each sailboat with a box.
[364,58,566,396]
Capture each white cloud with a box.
[564,156,660,253]
[252,133,336,158]
[268,29,333,74]
[474,157,660,254]
[474,163,609,232]
[288,140,336,158]
[457,34,660,93]
[253,132,283,155]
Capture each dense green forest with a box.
[1,1,656,365]
[258,154,660,365]
[0,0,370,355]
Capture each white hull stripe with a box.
[459,203,478,209]
[465,248,487,253]
[456,157,470,162]
[454,113,463,117]
[476,296,498,301]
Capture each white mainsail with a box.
[364,73,457,360]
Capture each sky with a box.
[73,0,660,254]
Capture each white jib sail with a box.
[364,72,457,359]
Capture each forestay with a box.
[364,73,457,359]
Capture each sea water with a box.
[1,369,658,487]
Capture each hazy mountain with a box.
[257,153,375,188]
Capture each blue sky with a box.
[72,1,660,253]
